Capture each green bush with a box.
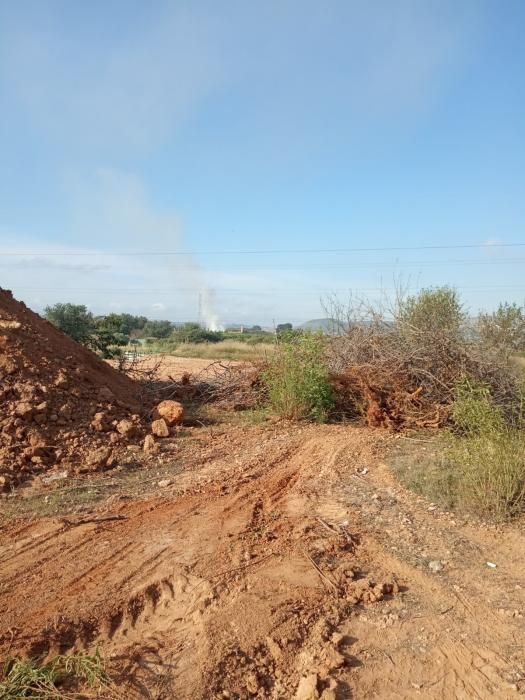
[451,377,505,435]
[262,333,333,422]
[395,378,525,521]
[397,286,465,337]
[478,302,525,353]
[445,428,525,521]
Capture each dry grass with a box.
[0,649,109,699]
[170,341,274,361]
[512,354,525,372]
[393,382,525,521]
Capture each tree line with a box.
[43,303,278,356]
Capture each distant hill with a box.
[299,318,343,334]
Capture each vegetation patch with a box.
[393,378,525,521]
[0,649,108,699]
[146,340,275,361]
[262,333,334,422]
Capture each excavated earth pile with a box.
[0,289,146,489]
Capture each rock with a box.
[295,674,319,700]
[320,691,336,700]
[428,560,444,573]
[0,355,19,375]
[321,645,345,670]
[245,671,259,695]
[153,400,184,426]
[143,434,157,453]
[151,418,170,438]
[86,447,113,469]
[91,412,111,432]
[116,419,136,438]
[158,479,172,488]
[54,372,68,388]
[14,401,33,419]
[28,432,45,447]
[58,403,72,420]
[266,636,282,660]
[0,475,11,491]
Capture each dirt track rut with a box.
[1,423,524,698]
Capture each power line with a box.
[1,242,525,256]
[2,258,524,272]
[12,284,525,294]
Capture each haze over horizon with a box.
[1,1,524,325]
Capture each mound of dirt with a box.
[0,289,146,488]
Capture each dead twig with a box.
[316,516,340,536]
[59,514,129,528]
[211,552,276,579]
[303,550,339,593]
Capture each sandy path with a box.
[1,423,524,698]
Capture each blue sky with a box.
[0,0,524,326]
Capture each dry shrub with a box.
[325,287,522,430]
[157,361,264,411]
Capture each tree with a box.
[478,302,525,352]
[142,319,173,338]
[276,323,293,334]
[397,287,465,337]
[95,313,147,336]
[45,303,94,343]
[45,304,127,358]
[171,322,224,344]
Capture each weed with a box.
[394,380,525,521]
[0,649,108,699]
[445,429,525,521]
[262,333,334,421]
[451,377,505,435]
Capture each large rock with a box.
[153,400,184,426]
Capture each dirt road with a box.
[1,423,524,698]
